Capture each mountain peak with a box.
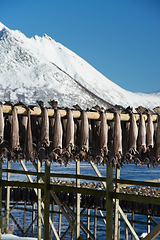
[0,24,160,110]
[0,22,9,32]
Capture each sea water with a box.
[2,161,160,239]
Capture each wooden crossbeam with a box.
[2,104,158,121]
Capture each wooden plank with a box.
[143,222,160,240]
[111,192,160,205]
[114,167,120,240]
[37,160,41,240]
[44,162,50,240]
[0,161,2,238]
[76,160,81,239]
[106,163,113,240]
[5,160,10,233]
[115,179,160,188]
[2,105,158,121]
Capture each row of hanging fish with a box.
[0,101,160,168]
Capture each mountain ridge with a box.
[0,22,160,110]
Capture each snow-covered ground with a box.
[1,234,41,240]
[0,22,160,110]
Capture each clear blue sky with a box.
[1,0,160,93]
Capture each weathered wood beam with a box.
[111,192,160,205]
[106,163,113,240]
[2,105,158,121]
[44,162,50,240]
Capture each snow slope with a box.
[0,22,159,109]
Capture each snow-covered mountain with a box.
[0,22,160,110]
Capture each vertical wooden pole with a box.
[131,212,135,240]
[5,160,10,233]
[124,214,128,240]
[50,201,54,240]
[94,208,97,239]
[87,208,90,239]
[32,203,35,233]
[71,205,75,240]
[114,166,120,240]
[37,160,41,240]
[58,209,61,237]
[76,160,80,239]
[44,161,50,240]
[147,215,150,233]
[23,201,27,234]
[106,163,113,240]
[0,161,2,239]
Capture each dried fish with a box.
[26,108,34,161]
[0,103,4,143]
[154,107,160,160]
[21,116,28,150]
[129,111,138,154]
[65,109,74,151]
[52,108,63,153]
[146,111,154,148]
[99,111,108,155]
[37,101,50,147]
[136,107,146,153]
[79,110,89,152]
[41,108,50,147]
[112,111,122,167]
[12,106,20,152]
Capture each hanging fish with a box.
[12,106,20,152]
[146,110,154,149]
[65,109,74,152]
[52,108,63,153]
[107,120,114,162]
[125,107,138,158]
[153,107,160,162]
[79,110,89,153]
[99,111,108,156]
[25,108,34,161]
[136,107,146,154]
[112,111,122,167]
[37,101,50,147]
[21,115,28,150]
[122,120,130,155]
[0,102,4,143]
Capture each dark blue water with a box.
[2,161,160,239]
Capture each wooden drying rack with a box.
[2,105,158,121]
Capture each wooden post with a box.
[124,214,128,240]
[114,167,120,240]
[106,163,113,240]
[76,160,80,239]
[58,209,61,237]
[0,161,2,239]
[32,203,35,233]
[87,208,90,239]
[44,161,50,240]
[37,160,41,240]
[147,215,150,233]
[50,201,54,240]
[5,160,10,233]
[131,212,135,240]
[94,208,97,239]
[71,205,75,240]
[23,201,27,234]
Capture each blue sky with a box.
[1,0,160,93]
